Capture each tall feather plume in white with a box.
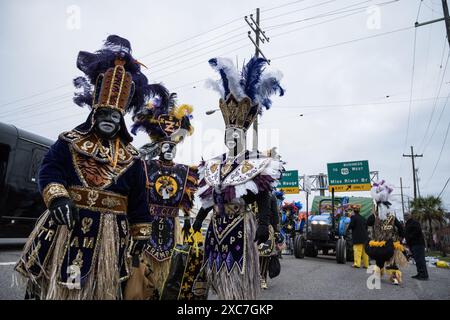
[207,57,245,99]
[255,70,285,113]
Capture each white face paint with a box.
[160,142,176,161]
[224,128,245,153]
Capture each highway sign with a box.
[327,160,371,192]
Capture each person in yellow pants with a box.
[353,244,369,268]
[348,207,369,268]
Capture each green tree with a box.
[410,196,446,249]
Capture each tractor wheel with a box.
[294,235,305,259]
[336,238,347,264]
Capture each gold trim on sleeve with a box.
[42,183,70,208]
[130,223,152,240]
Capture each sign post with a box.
[327,160,371,192]
[277,170,299,194]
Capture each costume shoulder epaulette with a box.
[59,130,83,143]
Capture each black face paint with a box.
[94,108,121,139]
[159,142,177,162]
[224,128,245,157]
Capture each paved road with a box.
[1,247,449,300]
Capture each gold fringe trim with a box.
[45,214,123,300]
[369,240,386,247]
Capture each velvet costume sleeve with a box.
[38,138,72,207]
[243,191,271,226]
[127,160,151,240]
[195,206,213,224]
[270,195,280,230]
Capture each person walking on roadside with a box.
[404,212,429,280]
[348,207,369,268]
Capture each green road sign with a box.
[277,170,299,194]
[327,160,371,192]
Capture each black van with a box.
[0,122,53,238]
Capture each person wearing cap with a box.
[404,212,429,280]
[348,207,369,268]
[15,35,152,300]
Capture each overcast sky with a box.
[1,0,449,216]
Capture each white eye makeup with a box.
[110,111,121,123]
[161,143,171,152]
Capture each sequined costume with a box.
[15,36,152,299]
[366,180,407,285]
[131,91,198,297]
[193,57,284,299]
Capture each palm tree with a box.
[410,196,446,249]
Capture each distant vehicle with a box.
[0,122,53,238]
[294,196,373,264]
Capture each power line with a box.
[270,8,368,39]
[145,1,376,75]
[438,177,450,198]
[271,25,414,60]
[147,37,248,75]
[262,0,338,23]
[266,0,397,30]
[403,24,418,154]
[0,83,71,110]
[261,0,307,13]
[419,52,450,151]
[426,118,450,184]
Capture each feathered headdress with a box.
[73,35,150,115]
[131,85,194,144]
[205,56,284,131]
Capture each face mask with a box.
[94,108,121,139]
[224,128,245,155]
[160,142,177,161]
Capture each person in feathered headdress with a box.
[130,87,198,299]
[15,35,152,300]
[366,180,407,285]
[192,56,285,300]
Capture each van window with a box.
[29,148,47,183]
[0,143,9,188]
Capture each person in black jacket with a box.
[404,212,429,280]
[348,207,369,268]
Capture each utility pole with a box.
[245,8,270,151]
[416,0,450,48]
[400,177,405,216]
[403,146,423,200]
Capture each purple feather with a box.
[240,57,267,101]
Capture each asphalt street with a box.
[1,246,449,300]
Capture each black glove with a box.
[130,239,148,256]
[274,232,282,244]
[254,224,270,245]
[182,218,192,240]
[49,197,79,230]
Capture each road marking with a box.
[0,262,17,266]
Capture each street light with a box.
[205,109,220,115]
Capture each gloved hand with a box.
[193,219,203,233]
[274,232,283,244]
[254,224,269,245]
[182,218,192,241]
[49,197,79,230]
[130,239,148,256]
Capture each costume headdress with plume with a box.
[205,56,284,131]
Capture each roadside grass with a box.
[426,250,450,263]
